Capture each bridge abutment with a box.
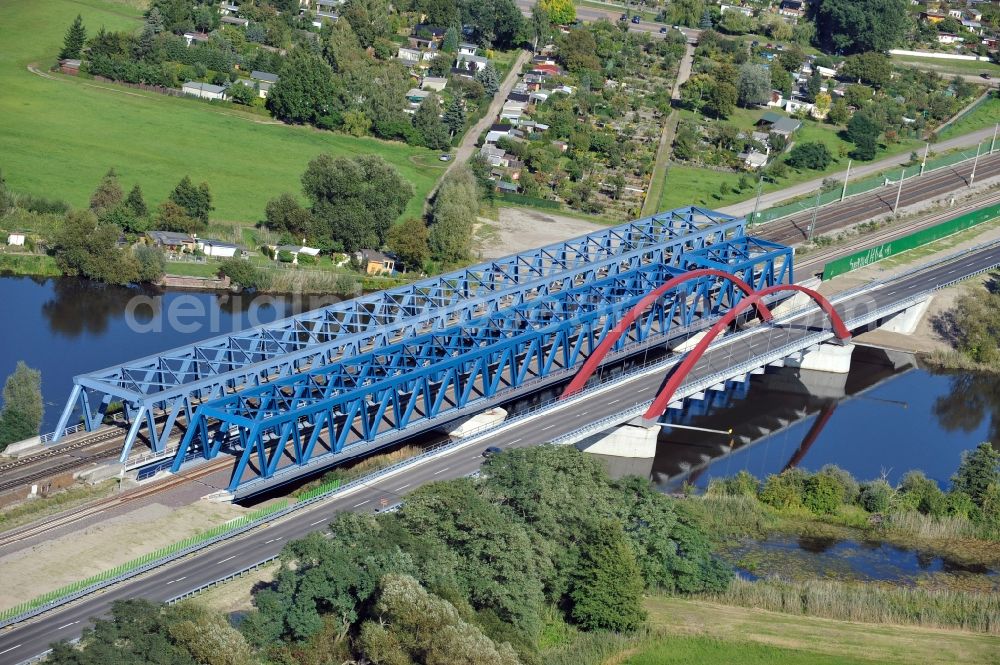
[576,420,660,458]
[784,342,855,374]
[877,296,932,335]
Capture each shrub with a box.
[218,258,271,290]
[818,465,859,504]
[858,479,894,513]
[785,141,833,170]
[897,470,948,517]
[277,249,294,263]
[759,469,807,510]
[803,473,842,515]
[708,470,759,498]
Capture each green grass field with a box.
[639,596,1000,665]
[893,54,1000,78]
[657,107,921,211]
[0,0,446,226]
[938,95,1000,141]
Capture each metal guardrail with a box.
[4,241,997,635]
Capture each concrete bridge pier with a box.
[784,342,856,374]
[877,297,932,335]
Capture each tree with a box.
[442,26,459,53]
[134,245,166,284]
[845,111,881,160]
[699,8,713,30]
[442,97,466,137]
[429,168,479,263]
[475,64,500,97]
[737,63,771,108]
[169,176,213,224]
[808,0,908,54]
[951,443,1000,508]
[52,210,140,285]
[539,0,575,25]
[227,81,257,106]
[218,258,271,291]
[264,192,314,237]
[0,362,42,449]
[267,49,338,125]
[302,154,413,251]
[786,141,833,170]
[386,217,430,270]
[828,98,850,125]
[60,15,86,60]
[125,184,148,219]
[806,70,823,103]
[814,91,832,118]
[569,520,646,632]
[342,0,391,48]
[704,81,737,119]
[412,94,450,150]
[89,169,124,216]
[155,201,199,233]
[842,52,892,88]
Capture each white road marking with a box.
[264,537,283,544]
[394,483,411,492]
[216,555,236,564]
[0,645,21,656]
[509,438,522,444]
[432,467,450,475]
[165,576,187,585]
[57,621,79,630]
[309,519,327,526]
[540,424,555,431]
[608,398,621,404]
[353,500,370,508]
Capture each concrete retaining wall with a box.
[890,49,988,61]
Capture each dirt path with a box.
[476,207,605,259]
[437,49,533,186]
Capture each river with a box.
[1,275,999,487]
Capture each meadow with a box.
[0,0,446,226]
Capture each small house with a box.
[757,111,801,137]
[182,32,210,46]
[274,244,321,264]
[313,0,341,20]
[220,2,240,16]
[937,33,965,45]
[720,3,753,16]
[778,0,803,17]
[6,233,25,247]
[182,81,228,100]
[741,151,769,169]
[458,42,478,56]
[146,230,196,253]
[220,16,250,27]
[456,53,489,72]
[406,88,430,103]
[198,239,243,258]
[358,249,395,275]
[397,47,421,64]
[496,181,519,194]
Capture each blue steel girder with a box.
[174,253,789,491]
[682,236,793,291]
[54,207,746,460]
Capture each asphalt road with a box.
[3,241,999,665]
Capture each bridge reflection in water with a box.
[585,346,918,489]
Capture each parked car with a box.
[482,446,503,458]
[982,72,992,80]
[660,26,667,33]
[439,153,451,161]
[620,13,628,21]
[631,15,641,24]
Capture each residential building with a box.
[182,81,228,100]
[458,42,478,55]
[456,53,489,72]
[937,33,965,44]
[496,181,519,194]
[6,233,25,247]
[778,0,804,18]
[219,2,240,15]
[720,3,754,16]
[397,47,421,64]
[274,244,321,263]
[757,111,801,137]
[358,249,395,275]
[182,32,210,46]
[220,15,249,27]
[146,230,196,253]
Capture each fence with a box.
[749,141,996,226]
[497,193,562,209]
[822,203,1000,279]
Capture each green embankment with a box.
[0,0,445,226]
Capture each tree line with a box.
[48,446,732,664]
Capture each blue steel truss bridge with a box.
[53,207,793,493]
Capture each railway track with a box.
[0,427,123,476]
[0,457,232,549]
[795,189,1000,273]
[753,152,1000,247]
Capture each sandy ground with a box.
[475,207,605,258]
[0,498,249,611]
[194,562,277,616]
